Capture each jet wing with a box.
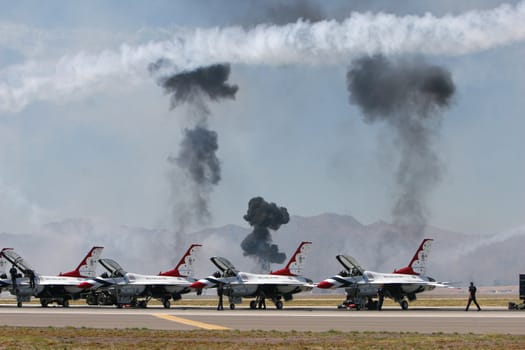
[356,273,451,288]
[36,276,92,286]
[124,274,196,288]
[336,255,365,275]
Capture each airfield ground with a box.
[1,288,524,349]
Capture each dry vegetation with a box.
[0,327,525,350]
[1,294,524,349]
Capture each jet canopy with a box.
[210,257,238,277]
[99,258,127,278]
[0,248,34,274]
[336,255,365,276]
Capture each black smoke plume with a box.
[170,127,221,186]
[347,55,455,240]
[241,197,289,271]
[153,63,238,251]
[159,64,238,110]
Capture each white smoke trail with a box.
[1,1,525,112]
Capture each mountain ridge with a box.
[1,214,523,286]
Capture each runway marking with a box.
[152,313,230,330]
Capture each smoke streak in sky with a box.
[241,197,289,271]
[347,54,455,239]
[154,63,238,248]
[1,1,524,112]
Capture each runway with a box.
[1,305,524,334]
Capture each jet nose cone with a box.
[190,281,208,289]
[317,280,334,289]
[78,281,93,289]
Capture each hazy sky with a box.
[0,0,524,236]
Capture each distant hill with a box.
[1,214,523,286]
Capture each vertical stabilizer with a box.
[271,241,312,276]
[160,244,202,277]
[59,246,104,278]
[393,238,433,275]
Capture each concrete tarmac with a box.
[1,304,524,334]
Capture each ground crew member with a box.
[27,269,36,289]
[217,282,224,311]
[377,288,384,310]
[258,291,266,309]
[9,265,17,287]
[465,282,481,311]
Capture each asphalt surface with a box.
[1,304,524,334]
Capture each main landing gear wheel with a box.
[17,301,22,308]
[400,300,409,310]
[40,300,49,307]
[250,300,257,309]
[229,303,236,310]
[275,300,283,310]
[163,299,171,309]
[63,299,70,308]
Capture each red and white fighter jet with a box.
[0,246,103,307]
[317,238,449,310]
[191,241,314,310]
[80,244,202,308]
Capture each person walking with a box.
[217,282,224,311]
[465,282,481,311]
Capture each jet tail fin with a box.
[159,244,202,277]
[59,246,104,278]
[393,238,433,275]
[271,241,312,276]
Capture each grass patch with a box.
[0,327,524,349]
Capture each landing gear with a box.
[229,303,235,310]
[17,301,22,308]
[62,299,70,308]
[162,299,171,309]
[85,293,98,305]
[40,299,49,307]
[97,292,111,305]
[275,300,283,310]
[400,299,409,310]
[250,300,257,309]
[137,300,148,308]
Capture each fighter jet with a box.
[0,246,103,307]
[317,239,449,310]
[80,244,202,308]
[190,241,314,310]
